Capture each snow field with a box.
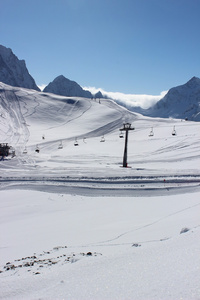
[0,189,200,299]
[1,82,200,299]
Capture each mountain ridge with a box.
[116,76,200,122]
[0,45,40,91]
[0,44,200,121]
[43,75,93,98]
[144,76,200,121]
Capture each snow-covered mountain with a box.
[114,77,200,122]
[1,80,199,180]
[1,44,199,122]
[43,75,94,98]
[0,81,134,157]
[132,77,200,121]
[0,45,40,91]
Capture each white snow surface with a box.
[0,82,200,299]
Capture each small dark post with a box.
[120,123,135,167]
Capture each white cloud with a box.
[38,84,47,91]
[83,86,168,109]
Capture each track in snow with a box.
[0,175,200,196]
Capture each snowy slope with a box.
[1,81,200,182]
[0,189,200,300]
[0,82,200,300]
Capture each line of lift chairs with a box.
[22,125,176,154]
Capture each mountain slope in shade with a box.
[145,77,200,121]
[43,75,93,98]
[0,45,40,91]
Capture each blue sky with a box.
[1,0,200,99]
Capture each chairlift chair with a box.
[172,126,176,136]
[35,145,40,153]
[58,141,63,149]
[100,135,105,142]
[23,147,28,154]
[74,139,79,146]
[149,128,154,137]
[119,130,124,138]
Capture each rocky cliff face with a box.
[124,77,200,121]
[0,45,40,91]
[145,77,200,121]
[43,75,93,98]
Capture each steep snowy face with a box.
[43,75,92,98]
[147,77,200,121]
[0,45,40,91]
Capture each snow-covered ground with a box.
[0,82,200,299]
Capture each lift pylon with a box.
[120,123,135,167]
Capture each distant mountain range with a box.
[0,45,102,98]
[144,77,200,121]
[0,44,200,121]
[120,77,200,121]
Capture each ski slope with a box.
[1,82,200,191]
[0,82,200,299]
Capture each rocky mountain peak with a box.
[0,45,40,91]
[43,75,92,98]
[185,76,200,89]
[144,76,200,121]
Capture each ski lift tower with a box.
[120,123,135,167]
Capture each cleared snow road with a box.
[0,175,200,196]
